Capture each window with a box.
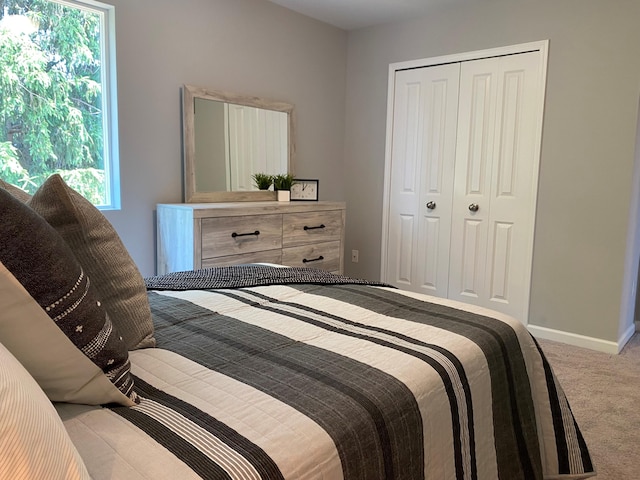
[0,0,119,209]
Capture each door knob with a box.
[426,201,436,210]
[468,203,479,212]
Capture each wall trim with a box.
[529,323,636,354]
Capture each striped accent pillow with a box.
[0,188,136,406]
[0,340,90,479]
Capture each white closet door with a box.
[386,64,460,295]
[448,51,542,318]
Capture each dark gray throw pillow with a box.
[0,188,137,406]
[27,174,155,350]
[0,178,31,202]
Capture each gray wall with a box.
[343,0,640,343]
[100,0,347,276]
[100,0,640,345]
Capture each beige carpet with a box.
[538,333,640,479]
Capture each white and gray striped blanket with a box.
[58,267,595,479]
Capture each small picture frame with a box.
[290,179,319,201]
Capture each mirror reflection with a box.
[183,85,295,203]
[194,98,288,192]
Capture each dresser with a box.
[156,201,346,275]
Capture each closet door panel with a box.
[418,216,442,291]
[449,58,499,303]
[387,65,460,295]
[449,52,541,319]
[489,221,513,302]
[387,78,422,288]
[459,218,484,299]
[396,214,415,285]
[485,52,541,317]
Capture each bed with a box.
[0,176,595,480]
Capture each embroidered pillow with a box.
[0,340,91,479]
[28,174,155,350]
[0,188,136,406]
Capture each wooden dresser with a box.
[156,201,346,275]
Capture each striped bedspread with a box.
[57,271,595,480]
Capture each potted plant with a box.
[251,173,273,190]
[272,173,295,201]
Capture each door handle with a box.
[426,201,436,210]
[468,203,479,212]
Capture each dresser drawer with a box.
[282,241,341,272]
[283,210,344,247]
[201,214,282,259]
[202,249,283,268]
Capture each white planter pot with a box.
[276,190,290,202]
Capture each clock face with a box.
[291,179,319,201]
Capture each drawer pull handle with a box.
[231,230,260,238]
[303,255,324,263]
[304,224,325,231]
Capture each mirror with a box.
[182,85,296,202]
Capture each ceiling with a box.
[265,0,467,30]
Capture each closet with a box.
[382,44,547,322]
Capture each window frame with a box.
[56,0,120,210]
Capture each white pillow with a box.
[0,340,90,479]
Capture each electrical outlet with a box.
[351,249,359,263]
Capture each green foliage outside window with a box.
[0,0,106,203]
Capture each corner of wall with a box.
[528,324,634,355]
[618,95,640,341]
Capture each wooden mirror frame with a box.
[182,84,296,202]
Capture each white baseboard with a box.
[528,323,636,354]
